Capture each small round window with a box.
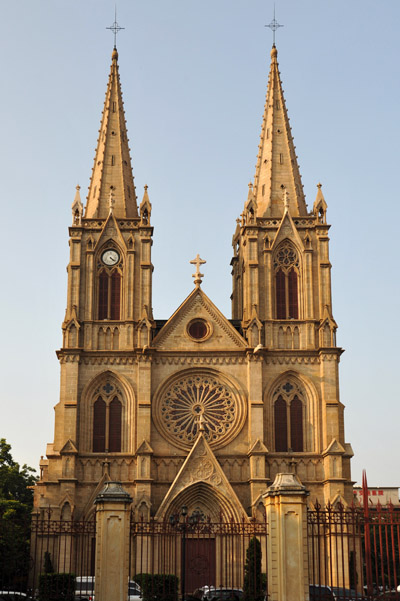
[187,319,209,341]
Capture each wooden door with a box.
[185,538,216,594]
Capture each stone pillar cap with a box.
[263,472,308,497]
[94,481,133,505]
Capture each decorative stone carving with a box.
[154,371,246,451]
[153,356,246,366]
[154,434,248,522]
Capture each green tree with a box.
[0,438,37,590]
[243,537,264,601]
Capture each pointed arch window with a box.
[98,272,109,320]
[273,243,299,319]
[92,393,122,453]
[109,398,122,452]
[273,381,304,452]
[97,250,122,320]
[110,272,121,320]
[93,398,106,452]
[274,396,288,452]
[290,396,303,452]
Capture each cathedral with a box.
[33,42,354,524]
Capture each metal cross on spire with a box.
[106,8,125,48]
[265,5,284,46]
[190,254,206,287]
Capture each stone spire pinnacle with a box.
[85,48,138,219]
[253,46,307,218]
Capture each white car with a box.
[75,576,94,601]
[75,577,141,601]
[0,594,33,601]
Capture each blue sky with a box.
[1,0,399,489]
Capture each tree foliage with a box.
[243,536,264,601]
[38,573,75,601]
[0,438,37,590]
[135,573,178,601]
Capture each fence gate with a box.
[129,514,268,598]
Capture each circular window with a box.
[187,319,209,341]
[153,371,246,451]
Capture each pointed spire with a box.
[139,185,152,225]
[71,185,83,225]
[85,48,138,219]
[253,46,307,218]
[313,182,327,223]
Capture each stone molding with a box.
[265,356,320,365]
[153,355,246,366]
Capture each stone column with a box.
[94,482,132,601]
[263,473,309,601]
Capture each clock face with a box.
[101,249,120,266]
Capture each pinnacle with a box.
[252,42,307,218]
[84,49,138,219]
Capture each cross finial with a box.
[106,8,125,48]
[265,5,284,46]
[190,254,206,287]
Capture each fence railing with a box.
[129,514,268,599]
[2,493,399,600]
[307,500,400,600]
[29,511,96,595]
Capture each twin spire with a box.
[85,48,138,219]
[83,43,306,221]
[252,46,307,218]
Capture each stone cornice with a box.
[68,228,83,238]
[152,355,248,366]
[78,453,136,461]
[78,218,141,232]
[57,347,342,366]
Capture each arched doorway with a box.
[130,482,268,598]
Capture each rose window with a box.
[273,244,299,270]
[154,372,245,450]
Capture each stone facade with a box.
[34,44,353,523]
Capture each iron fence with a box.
[307,498,400,600]
[2,481,399,601]
[29,510,96,595]
[129,513,268,600]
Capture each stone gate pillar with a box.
[263,473,309,601]
[94,481,132,601]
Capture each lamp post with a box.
[181,505,188,600]
[170,505,188,600]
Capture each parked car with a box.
[75,576,94,600]
[309,585,335,601]
[331,586,368,600]
[75,577,141,601]
[128,581,142,601]
[203,588,244,601]
[0,594,33,601]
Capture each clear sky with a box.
[1,0,399,490]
